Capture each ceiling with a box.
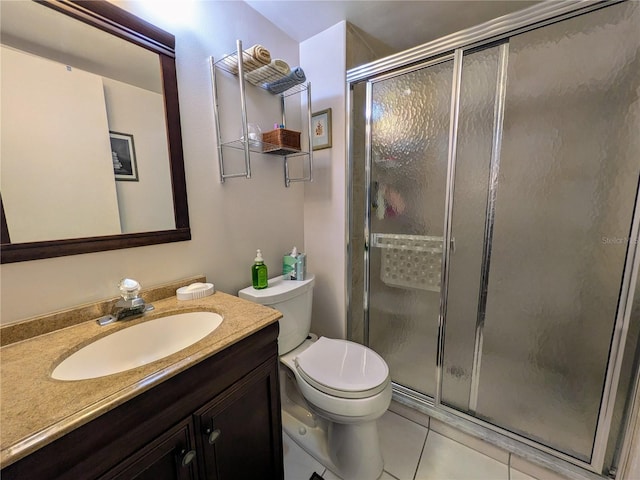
[245,1,539,54]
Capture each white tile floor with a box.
[283,409,563,480]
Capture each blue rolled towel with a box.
[266,67,306,94]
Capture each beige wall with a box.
[103,78,175,233]
[300,22,347,339]
[1,46,121,244]
[0,1,304,324]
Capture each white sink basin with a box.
[51,311,223,381]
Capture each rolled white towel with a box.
[246,59,291,86]
[220,44,271,74]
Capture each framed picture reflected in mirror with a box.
[110,131,138,181]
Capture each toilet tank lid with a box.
[238,274,315,305]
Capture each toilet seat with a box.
[294,337,389,399]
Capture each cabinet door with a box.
[194,357,283,480]
[99,417,198,480]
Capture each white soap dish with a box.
[176,282,215,301]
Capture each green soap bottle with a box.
[252,249,268,289]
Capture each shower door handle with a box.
[450,237,456,254]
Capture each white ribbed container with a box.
[176,282,215,300]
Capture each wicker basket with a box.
[262,128,301,155]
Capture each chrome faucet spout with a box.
[112,297,149,320]
[96,278,154,326]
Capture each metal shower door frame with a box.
[346,0,638,475]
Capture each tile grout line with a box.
[508,452,512,480]
[413,426,430,480]
[387,408,430,430]
[383,469,402,480]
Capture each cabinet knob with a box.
[179,448,197,467]
[205,427,222,445]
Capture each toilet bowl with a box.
[239,275,392,480]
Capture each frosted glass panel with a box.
[606,274,640,468]
[442,46,500,410]
[368,60,453,395]
[476,1,640,461]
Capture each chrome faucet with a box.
[97,278,154,326]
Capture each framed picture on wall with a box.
[110,131,139,181]
[311,108,332,151]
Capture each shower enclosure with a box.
[347,1,640,477]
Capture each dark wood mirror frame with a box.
[0,0,190,264]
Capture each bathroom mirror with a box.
[0,0,190,263]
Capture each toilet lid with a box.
[294,337,389,399]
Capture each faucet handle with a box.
[118,278,141,300]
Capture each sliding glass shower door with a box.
[352,0,640,473]
[442,2,640,464]
[367,58,453,396]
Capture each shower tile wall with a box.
[349,81,367,345]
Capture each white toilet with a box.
[239,274,392,480]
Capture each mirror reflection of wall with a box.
[2,45,122,243]
[0,0,175,243]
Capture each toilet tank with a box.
[238,274,315,355]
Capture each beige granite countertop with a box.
[0,290,281,468]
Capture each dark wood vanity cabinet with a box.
[194,358,282,479]
[100,417,198,480]
[3,323,283,480]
